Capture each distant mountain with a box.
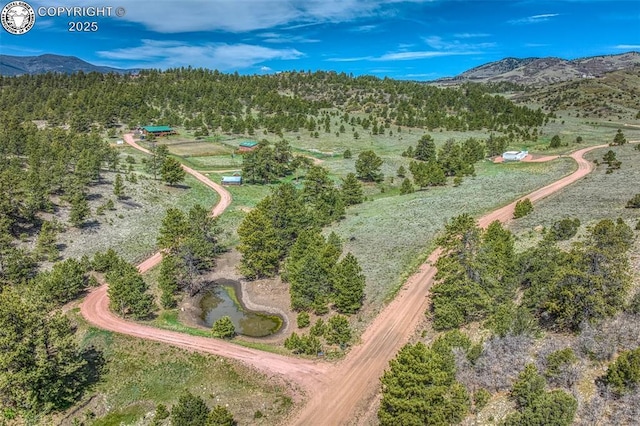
[0,54,137,76]
[434,52,640,86]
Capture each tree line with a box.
[1,69,546,140]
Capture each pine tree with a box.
[211,316,236,338]
[0,288,93,415]
[399,178,414,194]
[396,165,406,178]
[549,134,562,148]
[206,406,236,426]
[612,129,627,146]
[113,173,125,199]
[355,150,383,182]
[69,191,90,227]
[414,134,436,162]
[161,157,186,186]
[35,220,58,262]
[158,254,180,308]
[237,207,281,279]
[157,208,189,252]
[332,252,365,314]
[107,260,154,319]
[326,315,352,346]
[171,392,210,426]
[341,173,364,205]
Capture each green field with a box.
[58,147,219,263]
[60,311,293,426]
[326,158,577,317]
[509,143,640,247]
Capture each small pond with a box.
[200,279,283,337]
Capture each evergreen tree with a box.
[355,150,383,182]
[35,220,59,262]
[211,316,236,339]
[604,347,640,394]
[414,134,436,162]
[206,406,236,426]
[343,149,352,159]
[158,254,180,308]
[549,134,562,148]
[513,198,534,218]
[171,392,210,426]
[340,173,364,206]
[326,315,352,346]
[378,342,469,425]
[511,364,546,409]
[161,157,186,186]
[0,288,93,415]
[69,191,90,227]
[237,207,281,279]
[146,144,168,180]
[396,165,406,178]
[107,259,155,319]
[399,177,414,194]
[113,173,124,199]
[157,208,189,252]
[612,129,627,146]
[332,252,365,314]
[35,258,87,305]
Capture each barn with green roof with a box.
[142,126,176,137]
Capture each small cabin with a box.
[222,176,242,185]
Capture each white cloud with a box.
[453,33,490,38]
[374,50,478,61]
[97,40,304,70]
[260,66,273,72]
[509,13,559,24]
[423,36,496,50]
[28,0,435,34]
[256,32,320,44]
[614,44,640,49]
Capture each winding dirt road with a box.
[82,139,618,424]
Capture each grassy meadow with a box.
[56,310,293,426]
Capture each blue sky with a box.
[1,0,639,80]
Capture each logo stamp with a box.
[2,1,35,34]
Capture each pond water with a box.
[200,279,283,338]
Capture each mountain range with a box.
[435,52,640,86]
[1,52,639,87]
[0,54,136,76]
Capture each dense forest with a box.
[0,69,546,139]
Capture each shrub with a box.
[513,198,533,219]
[549,135,562,148]
[297,311,310,328]
[473,389,491,412]
[545,348,579,387]
[211,316,235,339]
[550,218,580,240]
[511,364,546,408]
[604,347,640,394]
[343,149,352,159]
[625,194,640,208]
[503,390,577,426]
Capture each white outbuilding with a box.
[502,150,528,161]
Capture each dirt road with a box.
[82,141,614,424]
[289,144,608,425]
[122,133,232,272]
